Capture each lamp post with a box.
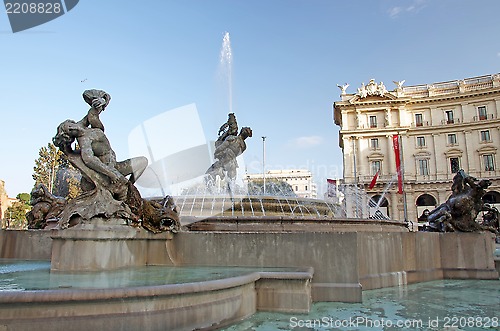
[262,136,266,195]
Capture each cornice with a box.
[406,88,500,105]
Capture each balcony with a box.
[473,113,496,121]
[412,121,429,127]
[441,118,461,125]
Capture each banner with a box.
[392,135,403,194]
[368,171,379,189]
[326,179,336,197]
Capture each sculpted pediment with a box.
[348,94,397,104]
[347,79,398,104]
[477,145,497,153]
[414,151,431,158]
[444,148,463,157]
[367,152,384,160]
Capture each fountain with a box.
[0,89,497,331]
[0,34,498,330]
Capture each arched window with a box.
[416,193,437,223]
[369,194,389,219]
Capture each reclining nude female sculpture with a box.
[28,90,179,233]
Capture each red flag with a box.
[393,135,403,194]
[368,171,379,189]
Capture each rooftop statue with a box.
[29,90,179,233]
[426,169,499,234]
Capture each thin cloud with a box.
[388,7,403,18]
[388,0,427,18]
[290,136,324,148]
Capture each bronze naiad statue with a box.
[426,169,498,234]
[206,113,252,182]
[29,90,180,233]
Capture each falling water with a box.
[375,175,397,209]
[367,175,397,220]
[220,32,233,114]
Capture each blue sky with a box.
[1,0,500,197]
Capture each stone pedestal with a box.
[50,219,174,272]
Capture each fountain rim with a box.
[0,267,313,303]
[182,214,406,225]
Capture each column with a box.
[431,133,440,180]
[385,108,392,127]
[463,130,474,174]
[460,103,468,122]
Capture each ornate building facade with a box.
[245,169,317,199]
[333,74,500,227]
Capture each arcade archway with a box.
[369,194,389,219]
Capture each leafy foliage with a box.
[17,193,30,203]
[4,193,31,229]
[32,143,81,199]
[32,143,63,193]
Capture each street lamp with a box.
[262,136,266,195]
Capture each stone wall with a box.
[169,232,363,302]
[0,230,52,260]
[0,229,497,304]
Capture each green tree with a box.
[32,143,64,193]
[32,143,81,199]
[5,193,31,229]
[17,192,30,203]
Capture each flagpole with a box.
[352,137,358,218]
[262,136,266,195]
[398,134,409,226]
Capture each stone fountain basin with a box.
[0,261,313,331]
[183,215,408,232]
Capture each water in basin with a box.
[0,259,291,291]
[223,279,500,331]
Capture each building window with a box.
[415,113,423,127]
[369,116,377,128]
[371,160,381,175]
[483,154,495,171]
[416,136,426,147]
[418,159,429,175]
[445,110,454,124]
[305,185,308,191]
[295,186,298,191]
[480,130,491,142]
[370,138,379,150]
[478,106,487,120]
[448,134,457,145]
[450,157,460,173]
